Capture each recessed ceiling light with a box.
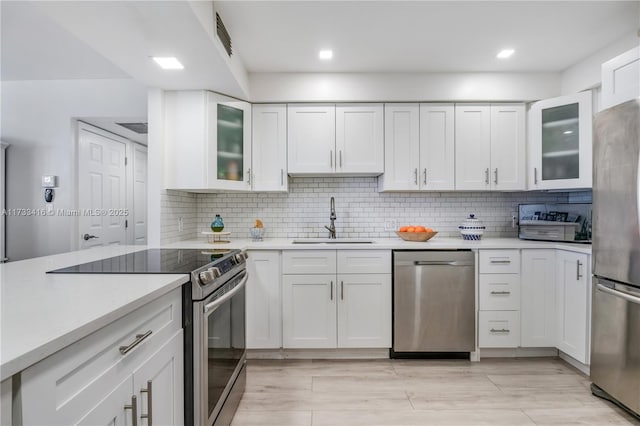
[152,57,184,70]
[319,49,333,60]
[496,49,515,59]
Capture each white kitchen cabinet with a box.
[379,103,454,191]
[521,249,556,347]
[282,274,337,348]
[556,250,590,364]
[288,104,384,175]
[19,288,183,426]
[252,104,288,191]
[455,104,525,190]
[478,311,521,348]
[1,378,11,426]
[337,273,391,348]
[164,90,251,191]
[282,250,391,349]
[601,47,639,111]
[246,251,282,349]
[528,91,592,190]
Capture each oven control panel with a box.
[197,251,247,287]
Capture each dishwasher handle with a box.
[410,260,475,267]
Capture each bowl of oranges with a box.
[395,226,438,242]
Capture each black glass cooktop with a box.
[48,249,233,274]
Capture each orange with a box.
[425,228,434,232]
[399,226,409,232]
[415,226,426,232]
[406,226,416,232]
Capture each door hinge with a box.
[124,157,128,166]
[125,219,128,229]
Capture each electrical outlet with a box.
[384,218,397,231]
[178,217,184,232]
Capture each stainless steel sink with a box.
[291,238,374,244]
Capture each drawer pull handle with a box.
[141,380,152,426]
[119,330,152,355]
[490,260,511,264]
[124,395,138,426]
[490,328,510,333]
[490,291,511,295]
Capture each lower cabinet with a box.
[478,311,520,348]
[19,288,184,426]
[282,250,392,349]
[246,250,282,349]
[521,249,556,347]
[556,250,591,364]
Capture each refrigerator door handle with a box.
[596,283,640,306]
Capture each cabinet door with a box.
[337,274,391,348]
[75,376,134,426]
[252,104,288,192]
[556,251,590,363]
[246,251,282,349]
[378,104,420,191]
[419,104,455,190]
[490,104,525,190]
[528,91,593,190]
[282,274,337,348]
[287,104,335,174]
[336,104,384,174]
[455,104,491,190]
[132,330,183,426]
[601,47,639,110]
[208,93,252,191]
[521,250,556,347]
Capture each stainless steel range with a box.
[49,248,249,426]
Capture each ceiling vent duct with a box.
[216,12,232,57]
[116,122,148,134]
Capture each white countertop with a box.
[0,245,189,381]
[167,236,592,254]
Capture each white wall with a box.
[249,72,561,103]
[1,79,147,261]
[561,31,639,95]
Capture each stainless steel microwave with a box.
[518,203,591,243]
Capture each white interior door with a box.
[132,144,147,244]
[78,125,127,249]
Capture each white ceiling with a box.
[216,1,640,73]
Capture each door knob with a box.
[83,234,99,241]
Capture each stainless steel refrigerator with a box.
[591,97,640,418]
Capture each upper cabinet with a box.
[252,104,288,192]
[165,91,251,191]
[379,103,454,191]
[455,104,526,190]
[528,91,592,190]
[601,47,639,111]
[288,104,384,175]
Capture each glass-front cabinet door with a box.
[208,93,252,190]
[528,91,593,190]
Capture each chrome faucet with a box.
[324,197,337,239]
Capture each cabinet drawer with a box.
[283,250,337,274]
[20,288,182,425]
[337,250,391,274]
[479,250,520,273]
[479,274,520,311]
[478,311,520,348]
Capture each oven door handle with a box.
[203,272,248,314]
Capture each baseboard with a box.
[247,348,390,359]
[478,347,559,358]
[559,351,590,375]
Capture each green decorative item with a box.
[210,214,224,232]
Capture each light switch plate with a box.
[384,218,398,231]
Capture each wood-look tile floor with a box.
[230,358,640,426]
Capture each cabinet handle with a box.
[141,380,152,426]
[119,330,152,355]
[490,291,511,295]
[339,150,343,168]
[577,260,583,280]
[414,168,418,185]
[485,168,489,185]
[534,167,538,185]
[490,259,511,264]
[246,168,252,185]
[330,280,333,300]
[280,169,284,186]
[490,328,510,333]
[494,168,498,185]
[341,281,344,300]
[124,395,138,426]
[330,150,333,169]
[423,168,427,185]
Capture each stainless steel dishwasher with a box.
[392,250,475,356]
